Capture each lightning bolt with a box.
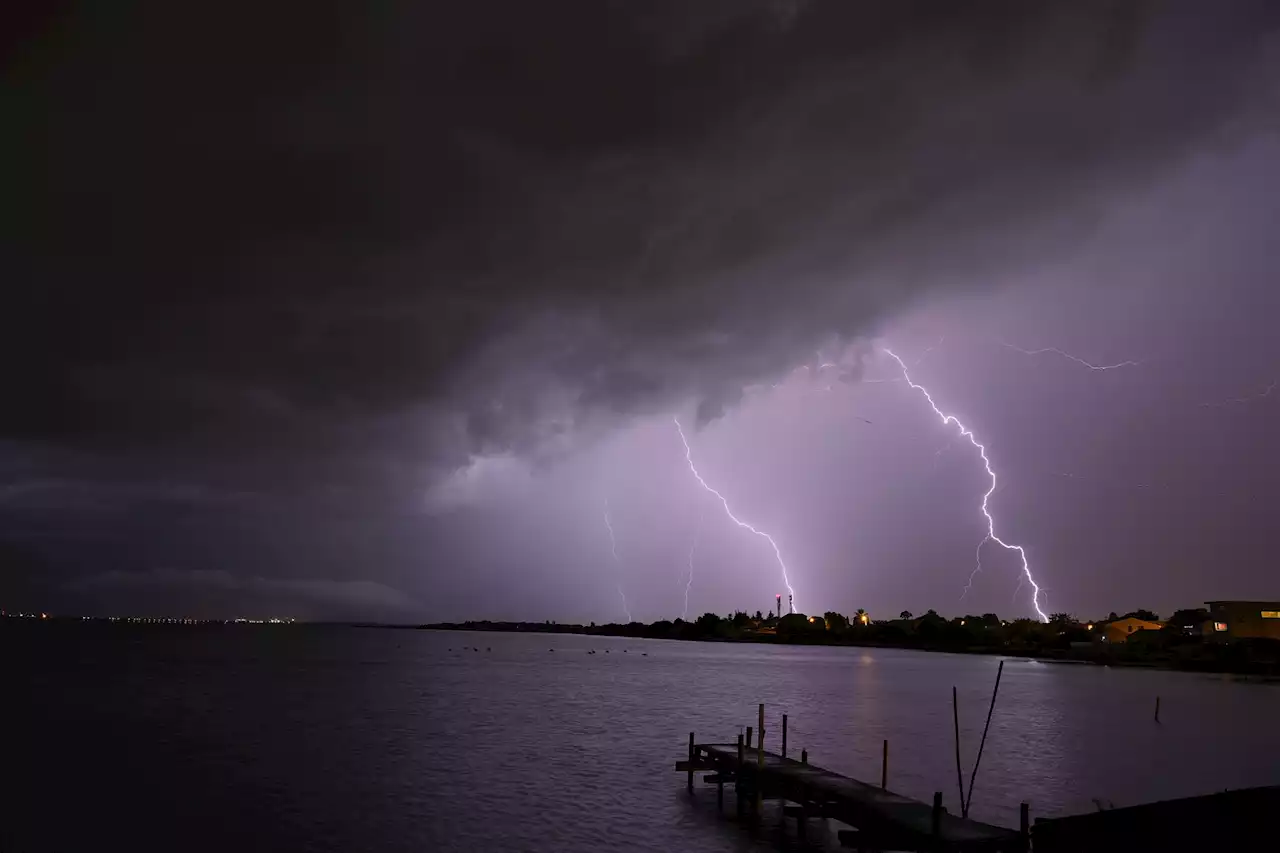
[683,501,703,622]
[883,348,1049,622]
[1200,379,1277,408]
[673,416,797,609]
[1001,343,1139,371]
[602,498,632,623]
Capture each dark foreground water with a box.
[6,626,1279,852]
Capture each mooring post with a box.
[736,733,745,814]
[687,731,695,793]
[1020,802,1030,850]
[756,703,765,813]
[782,713,788,759]
[801,748,807,764]
[931,791,943,838]
[745,726,752,749]
[881,738,889,789]
[1154,695,1161,723]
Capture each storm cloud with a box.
[5,1,1280,620]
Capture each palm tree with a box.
[855,608,868,626]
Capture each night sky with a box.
[5,1,1279,623]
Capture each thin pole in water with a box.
[1154,695,1161,723]
[881,738,889,790]
[687,731,695,793]
[963,659,1004,817]
[952,685,965,812]
[782,713,788,759]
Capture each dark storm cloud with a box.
[6,0,1278,491]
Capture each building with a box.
[1101,617,1164,643]
[1204,601,1280,640]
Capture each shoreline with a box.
[417,621,1280,679]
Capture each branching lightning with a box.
[883,348,1049,622]
[602,498,632,623]
[683,501,703,622]
[674,416,797,608]
[1001,343,1139,371]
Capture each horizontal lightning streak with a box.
[1001,342,1139,371]
[1201,379,1277,408]
[883,348,1049,622]
[674,417,797,608]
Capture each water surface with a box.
[7,626,1278,852]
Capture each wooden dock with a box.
[676,735,1025,851]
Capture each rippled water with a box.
[7,626,1279,852]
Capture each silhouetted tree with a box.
[755,610,763,621]
[855,608,868,626]
[1123,610,1160,622]
[900,610,913,620]
[824,611,849,631]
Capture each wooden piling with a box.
[882,738,889,789]
[736,733,745,813]
[746,726,753,748]
[782,713,788,758]
[1154,695,1161,723]
[932,791,944,838]
[1020,802,1030,850]
[801,748,807,764]
[688,732,695,793]
[756,703,765,813]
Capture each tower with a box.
[775,594,781,621]
[788,594,793,615]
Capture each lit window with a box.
[1261,611,1280,619]
[1214,622,1228,632]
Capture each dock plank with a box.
[694,743,1022,851]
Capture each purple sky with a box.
[4,1,1279,622]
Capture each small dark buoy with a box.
[549,648,554,652]
[605,649,610,653]
[486,647,491,652]
[642,653,648,656]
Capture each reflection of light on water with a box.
[860,654,876,665]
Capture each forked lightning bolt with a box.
[674,417,798,609]
[883,349,1049,622]
[602,498,632,623]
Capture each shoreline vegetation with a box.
[421,610,1280,677]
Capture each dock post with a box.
[745,726,752,749]
[756,703,765,814]
[736,733,745,814]
[1020,802,1030,851]
[801,748,807,764]
[1154,695,1161,723]
[931,791,943,839]
[881,738,888,789]
[782,713,788,759]
[687,731,695,793]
